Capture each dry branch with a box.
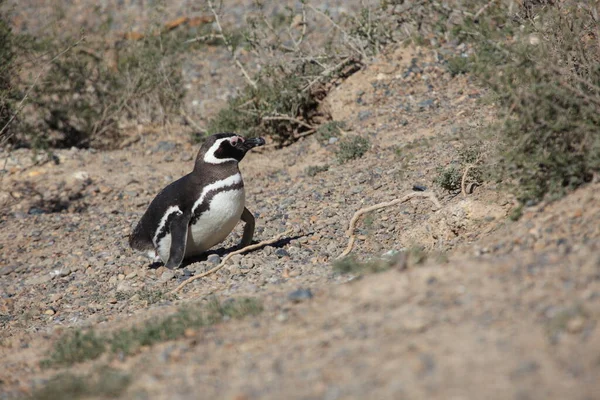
[207,0,257,89]
[263,115,315,130]
[461,164,475,197]
[338,192,442,259]
[307,4,367,60]
[171,229,293,294]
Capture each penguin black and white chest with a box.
[129,133,265,269]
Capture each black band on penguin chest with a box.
[190,181,245,225]
[153,180,245,244]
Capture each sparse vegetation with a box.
[43,297,262,367]
[136,287,168,305]
[29,367,131,400]
[0,0,17,147]
[435,143,486,193]
[333,256,392,275]
[336,135,370,163]
[305,164,329,177]
[2,7,191,150]
[316,121,345,144]
[455,0,600,203]
[42,330,105,368]
[435,165,462,192]
[333,247,429,276]
[446,55,471,77]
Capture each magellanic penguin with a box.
[129,133,265,269]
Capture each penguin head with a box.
[199,133,265,165]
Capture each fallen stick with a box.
[338,192,442,259]
[171,230,293,294]
[461,164,474,197]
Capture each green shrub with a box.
[446,55,471,77]
[207,66,321,144]
[29,367,130,400]
[458,1,600,203]
[333,256,391,275]
[336,135,370,163]
[43,297,262,367]
[305,164,329,177]
[435,165,462,192]
[42,330,105,367]
[25,30,186,149]
[0,1,15,143]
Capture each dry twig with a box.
[461,164,475,197]
[207,0,257,89]
[263,115,315,130]
[0,35,86,145]
[338,192,442,259]
[171,229,293,294]
[307,4,367,60]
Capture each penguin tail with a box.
[128,222,154,251]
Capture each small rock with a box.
[159,270,176,282]
[184,328,196,338]
[50,267,71,278]
[417,99,435,110]
[154,141,177,152]
[207,254,221,265]
[0,265,17,276]
[275,248,290,258]
[125,272,137,279]
[229,254,243,266]
[50,293,63,302]
[412,184,427,192]
[108,298,118,304]
[25,274,53,286]
[567,316,585,333]
[118,274,125,280]
[276,313,288,322]
[180,153,193,162]
[44,308,56,316]
[358,110,372,121]
[328,137,339,145]
[288,288,313,303]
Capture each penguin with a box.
[129,133,265,269]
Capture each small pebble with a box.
[288,288,313,303]
[275,248,290,258]
[207,254,221,265]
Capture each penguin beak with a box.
[242,137,266,150]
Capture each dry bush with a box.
[0,0,16,146]
[457,0,600,202]
[2,6,191,150]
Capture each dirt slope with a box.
[1,42,599,399]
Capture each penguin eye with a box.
[230,137,238,146]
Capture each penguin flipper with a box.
[240,207,255,248]
[165,214,190,269]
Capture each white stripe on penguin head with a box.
[204,137,238,164]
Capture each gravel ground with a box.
[1,4,599,399]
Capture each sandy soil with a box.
[1,5,599,399]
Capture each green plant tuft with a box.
[335,135,370,163]
[460,1,600,203]
[305,164,329,177]
[43,297,263,367]
[29,367,131,400]
[42,330,105,368]
[333,256,391,275]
